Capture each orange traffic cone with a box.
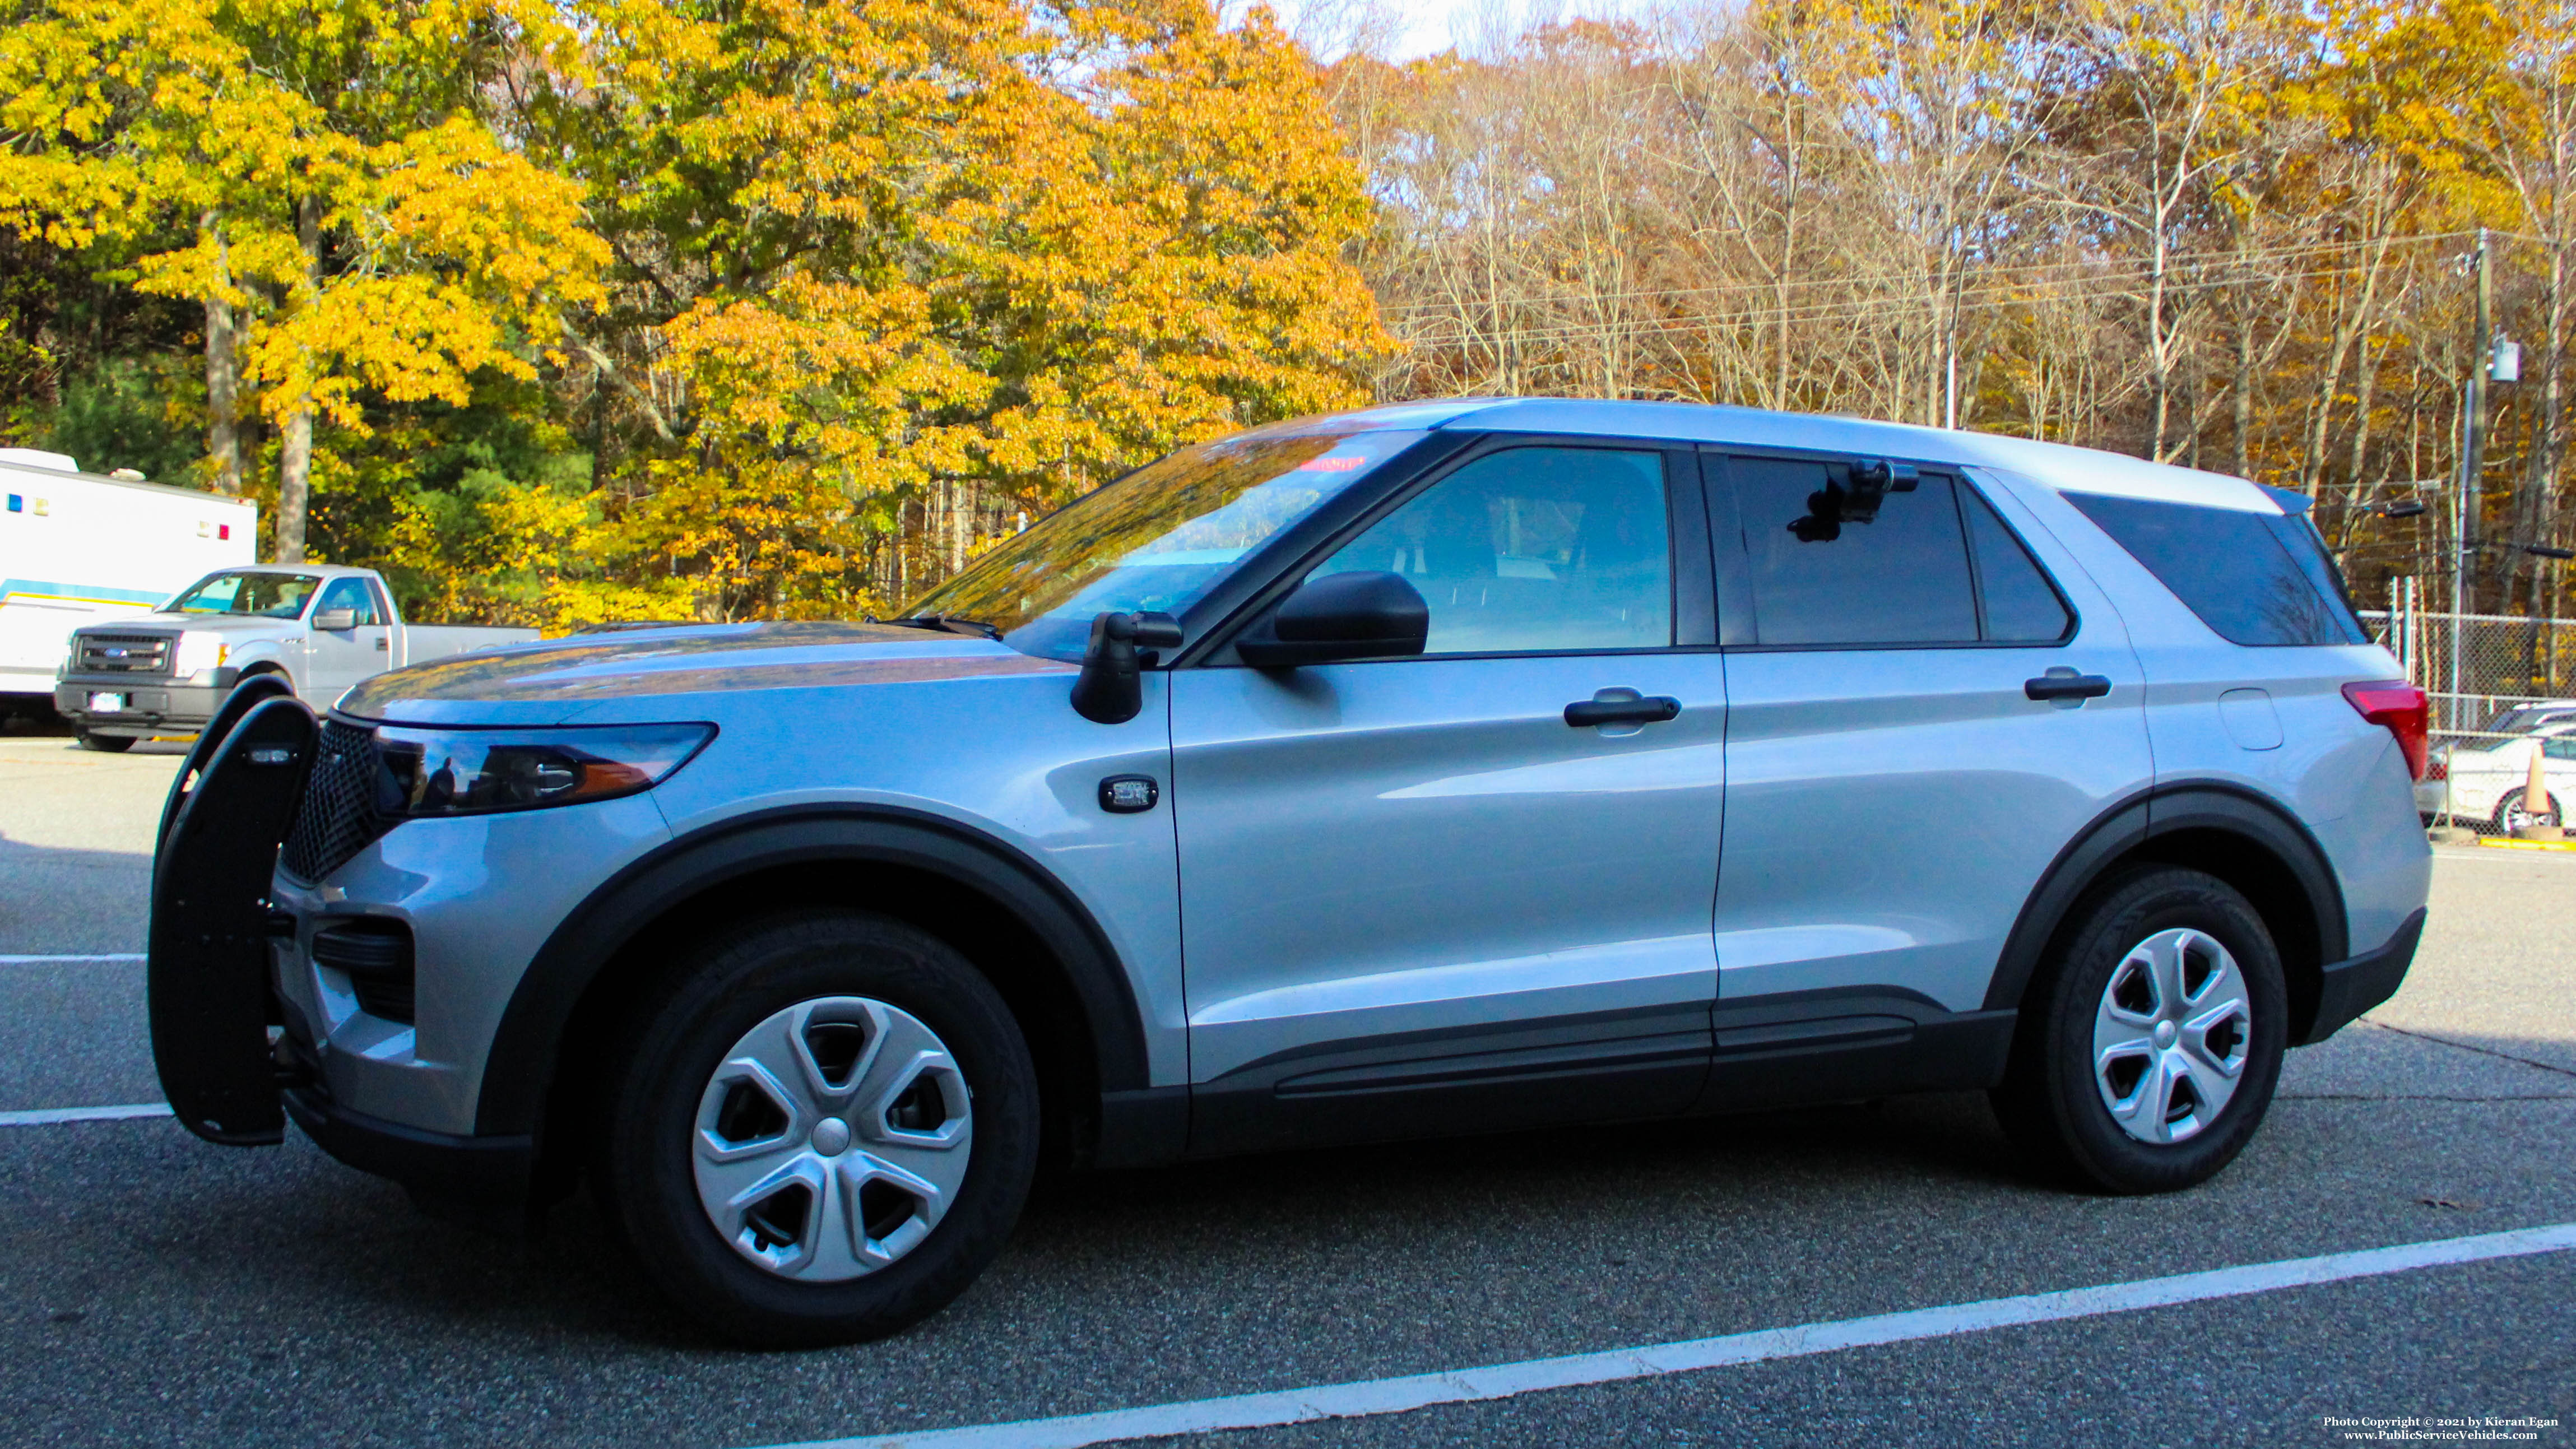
[2514,739,2563,841]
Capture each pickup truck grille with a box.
[282,720,396,881]
[75,633,174,675]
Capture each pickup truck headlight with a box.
[171,631,229,679]
[374,723,714,816]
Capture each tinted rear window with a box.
[2067,494,2366,646]
[1961,487,2073,643]
[1731,458,1979,646]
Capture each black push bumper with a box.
[147,690,316,1143]
[282,1088,534,1206]
[2295,907,2427,1046]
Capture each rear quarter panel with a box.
[398,624,542,667]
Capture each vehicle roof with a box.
[1306,398,2282,514]
[192,562,380,580]
[0,457,260,509]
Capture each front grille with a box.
[281,719,396,881]
[76,633,174,675]
[312,919,415,1024]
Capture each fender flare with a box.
[472,805,1153,1138]
[1981,782,2348,1021]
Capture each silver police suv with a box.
[148,400,2432,1345]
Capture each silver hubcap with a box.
[2091,928,2252,1145]
[691,996,972,1281]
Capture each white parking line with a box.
[0,953,145,964]
[756,1222,2576,1449]
[0,1103,171,1126]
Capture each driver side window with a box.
[1312,447,1672,655]
[317,578,381,627]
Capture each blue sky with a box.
[1242,0,1656,61]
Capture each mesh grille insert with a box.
[281,719,393,881]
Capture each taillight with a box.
[2343,680,2430,780]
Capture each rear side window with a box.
[2067,494,2366,646]
[1730,458,1978,646]
[1961,488,2073,643]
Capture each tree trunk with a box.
[202,216,243,496]
[276,408,313,563]
[2231,291,2255,478]
[273,194,322,564]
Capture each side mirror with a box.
[311,607,358,631]
[1070,611,1183,724]
[1235,571,1429,668]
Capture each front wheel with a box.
[1993,867,2287,1193]
[602,911,1039,1346]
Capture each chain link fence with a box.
[2360,595,2576,739]
[2359,595,2576,829]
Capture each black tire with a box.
[2491,786,2561,834]
[75,731,136,753]
[1992,866,2287,1194]
[602,910,1039,1347]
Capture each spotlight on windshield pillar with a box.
[2377,499,2428,519]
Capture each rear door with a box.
[1172,439,1727,1150]
[1704,449,2153,1028]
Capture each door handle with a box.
[1565,695,1682,727]
[2024,671,2112,702]
[374,637,389,651]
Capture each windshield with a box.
[166,571,324,619]
[904,429,1427,660]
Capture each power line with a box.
[1373,227,2481,319]
[1387,256,2450,351]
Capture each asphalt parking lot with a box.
[2,731,2570,1448]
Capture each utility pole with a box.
[2464,229,2494,615]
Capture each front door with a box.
[1171,442,1728,1152]
[1704,451,2154,1042]
[301,577,389,705]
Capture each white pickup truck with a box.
[53,564,537,750]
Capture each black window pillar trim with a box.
[473,804,1155,1146]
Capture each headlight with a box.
[171,631,229,678]
[373,723,714,816]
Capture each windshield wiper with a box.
[872,612,1002,640]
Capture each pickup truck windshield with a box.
[905,429,1427,661]
[166,572,324,619]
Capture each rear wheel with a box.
[602,911,1039,1346]
[75,731,136,753]
[1993,867,2286,1193]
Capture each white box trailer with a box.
[0,449,258,709]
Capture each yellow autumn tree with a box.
[0,0,609,559]
[537,0,1389,621]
